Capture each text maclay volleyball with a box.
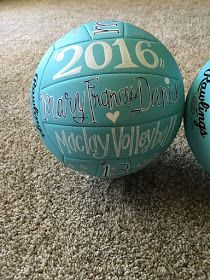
[52,115,178,159]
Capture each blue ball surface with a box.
[184,60,210,174]
[30,21,185,178]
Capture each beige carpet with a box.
[0,0,210,279]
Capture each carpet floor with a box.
[0,0,210,279]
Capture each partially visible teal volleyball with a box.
[184,60,210,174]
[30,21,185,178]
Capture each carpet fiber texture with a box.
[0,0,210,279]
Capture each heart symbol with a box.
[106,111,120,124]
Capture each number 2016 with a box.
[53,39,161,81]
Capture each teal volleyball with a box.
[30,21,185,178]
[184,60,210,174]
